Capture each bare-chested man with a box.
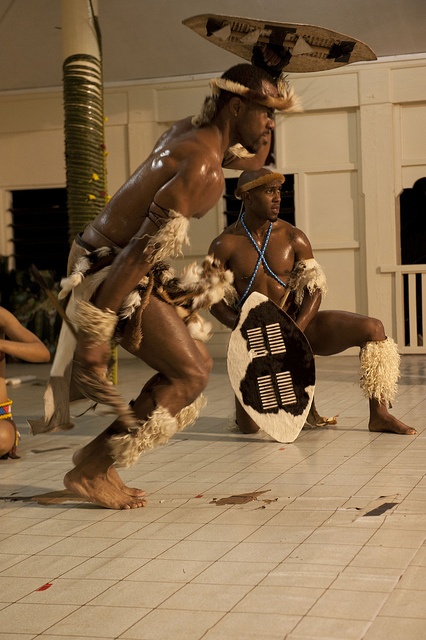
[0,306,50,459]
[209,168,416,438]
[30,63,301,509]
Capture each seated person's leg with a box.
[0,419,17,458]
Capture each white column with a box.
[358,67,397,336]
[61,0,100,60]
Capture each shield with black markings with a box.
[183,14,376,74]
[227,292,315,443]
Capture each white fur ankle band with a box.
[109,395,206,467]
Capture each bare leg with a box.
[305,397,337,428]
[305,310,386,355]
[71,373,161,496]
[0,419,16,458]
[235,396,260,434]
[65,296,211,509]
[305,310,416,435]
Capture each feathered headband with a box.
[235,171,285,199]
[192,73,302,126]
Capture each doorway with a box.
[399,177,426,345]
[9,188,69,274]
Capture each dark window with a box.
[400,177,426,265]
[9,188,69,276]
[399,177,426,345]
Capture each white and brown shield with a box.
[227,292,315,443]
[183,14,376,74]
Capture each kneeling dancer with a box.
[209,168,416,439]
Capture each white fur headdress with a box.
[192,72,302,127]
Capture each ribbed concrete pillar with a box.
[61,0,108,242]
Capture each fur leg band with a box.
[175,394,207,431]
[74,300,118,345]
[108,394,206,467]
[359,337,400,404]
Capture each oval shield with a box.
[227,291,315,443]
[183,14,376,74]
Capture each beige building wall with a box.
[0,56,425,357]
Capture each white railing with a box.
[380,264,426,354]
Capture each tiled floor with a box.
[0,352,425,640]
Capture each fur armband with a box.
[150,255,236,317]
[291,258,328,306]
[178,255,236,311]
[153,255,236,343]
[145,210,190,263]
[74,300,118,345]
[225,143,256,161]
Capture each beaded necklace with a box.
[238,212,288,307]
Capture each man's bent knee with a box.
[185,359,210,399]
[365,317,386,343]
[171,353,211,407]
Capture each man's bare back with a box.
[83,117,226,249]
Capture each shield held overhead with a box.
[228,292,315,443]
[183,14,376,75]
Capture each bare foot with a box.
[369,415,417,435]
[64,465,147,510]
[305,400,338,429]
[106,466,146,498]
[72,445,146,498]
[237,421,260,434]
